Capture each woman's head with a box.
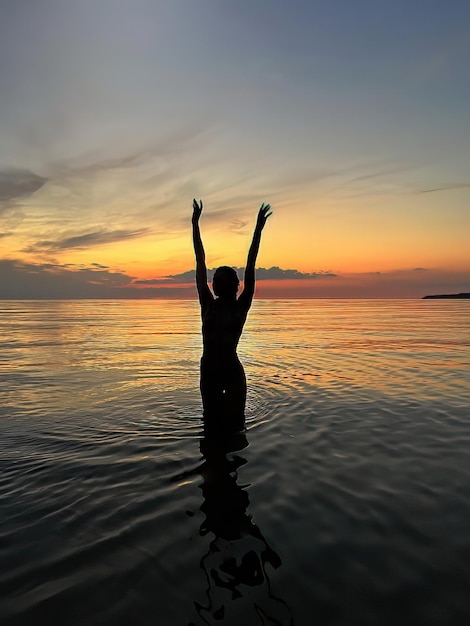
[212,266,240,299]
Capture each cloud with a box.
[0,169,47,205]
[0,169,47,233]
[134,266,337,285]
[49,152,153,177]
[46,126,212,180]
[24,228,150,253]
[254,267,470,299]
[0,259,192,299]
[327,163,417,197]
[415,184,470,194]
[91,262,110,269]
[2,259,469,299]
[254,267,337,280]
[165,206,258,237]
[229,219,248,233]
[132,266,469,300]
[335,164,414,189]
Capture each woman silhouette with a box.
[192,199,272,425]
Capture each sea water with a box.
[1,299,469,625]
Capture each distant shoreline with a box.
[422,293,470,299]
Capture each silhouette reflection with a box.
[188,418,293,625]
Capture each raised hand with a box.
[256,203,272,230]
[192,198,203,224]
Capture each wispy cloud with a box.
[415,184,470,194]
[333,164,414,191]
[229,219,249,234]
[0,169,47,204]
[47,126,210,178]
[24,228,150,253]
[0,170,47,231]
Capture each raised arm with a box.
[192,199,213,307]
[239,203,272,313]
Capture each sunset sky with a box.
[1,0,469,298]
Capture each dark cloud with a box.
[136,279,178,285]
[0,259,192,299]
[413,267,428,271]
[254,267,337,280]
[134,266,337,285]
[24,228,150,253]
[0,169,47,204]
[0,259,128,298]
[91,262,110,269]
[2,259,468,299]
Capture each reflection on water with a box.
[193,428,293,625]
[0,300,469,625]
[173,417,293,625]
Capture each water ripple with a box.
[1,300,469,624]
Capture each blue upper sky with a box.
[2,0,469,174]
[0,0,469,297]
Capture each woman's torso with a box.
[201,298,246,362]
